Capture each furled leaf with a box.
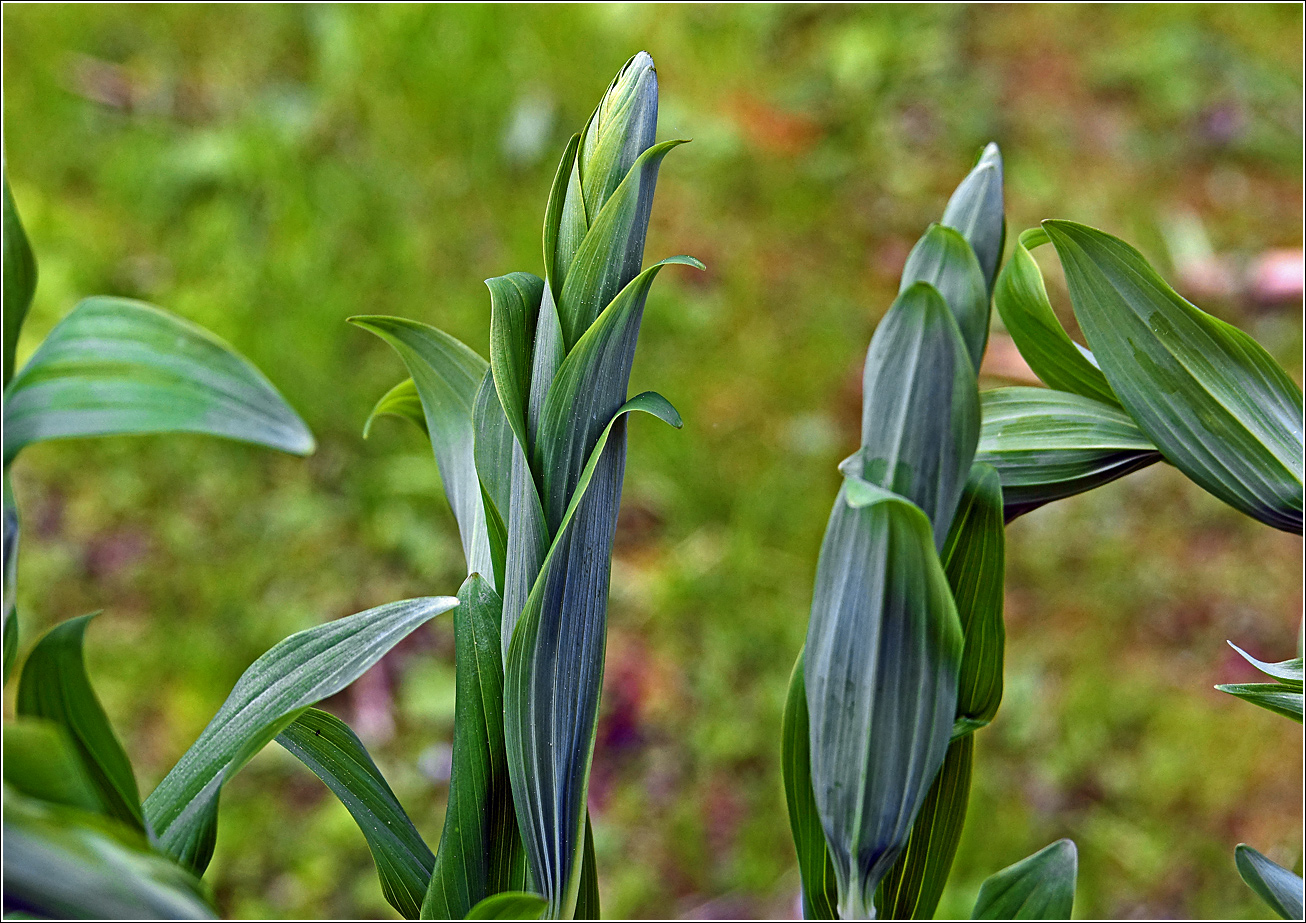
[423,575,527,920]
[488,271,546,453]
[844,281,979,548]
[875,734,974,920]
[576,817,600,921]
[16,613,145,832]
[505,392,681,918]
[544,133,583,302]
[973,839,1078,920]
[1044,220,1304,533]
[465,891,547,921]
[363,378,428,439]
[899,224,990,370]
[1235,844,1304,920]
[3,297,315,465]
[941,143,1005,295]
[977,386,1163,520]
[803,480,964,919]
[781,652,837,920]
[1215,683,1303,722]
[143,596,458,875]
[277,708,435,919]
[350,316,494,576]
[4,720,102,813]
[575,52,659,227]
[992,229,1119,407]
[3,174,38,389]
[3,787,216,920]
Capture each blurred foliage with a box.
[3,4,1302,919]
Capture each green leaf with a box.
[474,370,516,593]
[844,281,979,548]
[3,471,17,684]
[143,596,458,875]
[17,614,145,832]
[1228,642,1304,686]
[1215,682,1303,722]
[505,392,681,918]
[544,133,583,303]
[488,271,546,454]
[803,480,964,919]
[993,229,1120,407]
[941,143,1005,295]
[575,52,659,229]
[977,386,1162,520]
[423,575,527,920]
[351,316,495,576]
[1235,844,1304,920]
[3,788,216,920]
[363,378,428,439]
[899,224,990,370]
[4,720,102,813]
[3,175,38,389]
[277,708,435,919]
[875,734,974,920]
[973,839,1078,920]
[780,652,837,920]
[3,297,315,466]
[1044,220,1304,533]
[465,891,547,921]
[575,816,600,920]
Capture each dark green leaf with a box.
[464,891,547,921]
[977,386,1162,520]
[144,596,457,874]
[575,815,601,921]
[277,708,435,919]
[3,175,38,389]
[17,613,145,832]
[900,224,990,371]
[487,272,546,454]
[1215,682,1303,722]
[363,378,428,439]
[1235,844,1304,920]
[973,839,1077,920]
[941,143,1005,295]
[3,297,314,466]
[804,480,964,918]
[781,652,837,920]
[1044,220,1304,533]
[4,720,102,813]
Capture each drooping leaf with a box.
[780,652,837,920]
[487,271,546,453]
[277,708,435,919]
[350,316,494,576]
[16,613,145,832]
[143,596,458,875]
[992,229,1119,407]
[875,734,974,920]
[4,720,102,813]
[803,480,964,919]
[844,281,979,548]
[363,378,428,439]
[973,839,1078,920]
[3,297,315,466]
[3,788,216,920]
[977,386,1163,520]
[423,575,527,920]
[465,891,547,921]
[1235,844,1304,920]
[899,224,990,370]
[941,143,1005,295]
[3,174,38,389]
[1044,220,1305,533]
[505,393,681,918]
[1215,683,1304,722]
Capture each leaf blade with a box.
[1235,844,1304,920]
[973,839,1078,920]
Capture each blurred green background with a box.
[3,4,1302,919]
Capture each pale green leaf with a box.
[363,378,428,439]
[3,174,38,389]
[3,720,102,813]
[465,891,547,921]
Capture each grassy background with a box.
[4,4,1302,919]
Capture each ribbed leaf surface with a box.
[781,652,837,920]
[973,839,1078,920]
[1235,844,1304,920]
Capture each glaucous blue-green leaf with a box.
[363,377,428,439]
[804,479,964,919]
[900,224,990,370]
[3,789,216,920]
[488,272,546,453]
[993,229,1119,407]
[1216,641,1303,722]
[781,652,837,920]
[143,596,457,875]
[1235,844,1304,920]
[351,316,495,576]
[423,574,527,920]
[941,143,1005,295]
[3,174,38,388]
[977,386,1162,520]
[576,52,658,227]
[1044,220,1304,533]
[973,839,1078,920]
[277,708,435,919]
[16,614,145,832]
[473,370,515,593]
[465,891,547,921]
[1227,642,1305,685]
[506,392,681,919]
[3,297,315,466]
[844,281,979,549]
[4,720,102,813]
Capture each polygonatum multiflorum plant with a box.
[352,51,701,920]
